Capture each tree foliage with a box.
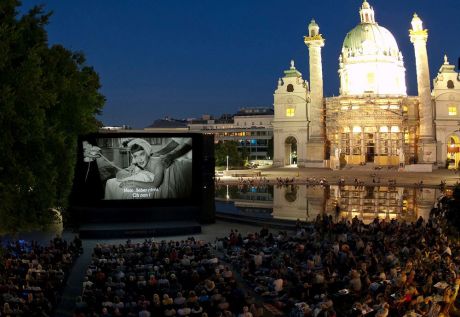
[0,1,105,232]
[214,141,245,168]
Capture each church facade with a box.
[273,1,460,170]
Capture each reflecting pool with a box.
[215,184,444,223]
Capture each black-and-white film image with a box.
[82,137,192,200]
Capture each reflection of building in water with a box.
[216,185,440,223]
[328,185,439,222]
[215,186,274,219]
[416,188,437,220]
[272,185,325,221]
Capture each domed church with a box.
[272,0,460,171]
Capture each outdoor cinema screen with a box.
[82,136,193,200]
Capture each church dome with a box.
[338,1,407,96]
[343,24,400,58]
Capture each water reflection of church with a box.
[216,185,439,224]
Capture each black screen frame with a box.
[70,132,203,209]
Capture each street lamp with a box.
[226,155,229,171]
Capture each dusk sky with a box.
[21,0,460,128]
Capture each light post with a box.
[226,155,229,171]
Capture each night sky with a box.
[20,0,460,128]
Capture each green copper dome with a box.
[342,23,399,57]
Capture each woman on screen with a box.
[104,139,166,200]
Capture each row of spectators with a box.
[76,238,261,317]
[1,235,82,317]
[219,209,460,316]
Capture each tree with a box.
[214,141,244,167]
[0,1,105,232]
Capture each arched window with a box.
[287,84,294,92]
[447,80,454,89]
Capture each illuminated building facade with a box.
[273,0,460,169]
[188,108,274,160]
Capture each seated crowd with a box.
[0,236,81,317]
[77,238,261,317]
[220,211,460,316]
[75,203,460,317]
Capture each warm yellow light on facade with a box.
[286,108,295,117]
[390,126,400,132]
[448,106,457,116]
[367,72,375,85]
[340,63,407,96]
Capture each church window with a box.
[447,80,454,89]
[367,72,375,84]
[287,84,294,92]
[286,108,295,117]
[448,106,457,116]
[352,126,362,133]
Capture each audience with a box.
[70,190,460,316]
[78,238,261,317]
[0,235,81,317]
[219,207,460,316]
